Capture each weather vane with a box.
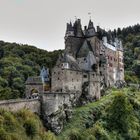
[88,12,92,20]
[74,16,77,20]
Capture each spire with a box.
[85,19,96,37]
[73,19,84,37]
[88,19,94,29]
[65,21,75,37]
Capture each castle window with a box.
[58,77,60,80]
[109,63,113,67]
[54,72,56,74]
[72,79,73,82]
[83,75,87,78]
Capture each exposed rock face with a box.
[42,104,72,134]
[40,93,80,134]
[115,80,126,88]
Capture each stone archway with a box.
[31,88,39,94]
[30,88,39,99]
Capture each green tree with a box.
[108,92,139,136]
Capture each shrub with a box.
[93,122,110,140]
[23,119,38,138]
[0,128,10,140]
[68,129,83,140]
[41,131,56,140]
[107,92,139,134]
[16,109,35,120]
[3,112,18,132]
[86,135,96,140]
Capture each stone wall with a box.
[51,68,83,93]
[26,84,44,97]
[0,99,40,114]
[51,67,65,92]
[64,70,82,92]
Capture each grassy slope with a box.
[57,88,140,140]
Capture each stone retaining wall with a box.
[0,99,40,114]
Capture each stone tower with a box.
[65,19,85,58]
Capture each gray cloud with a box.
[0,0,139,51]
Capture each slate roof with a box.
[26,76,43,85]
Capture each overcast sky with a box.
[0,0,139,51]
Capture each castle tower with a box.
[85,20,96,37]
[116,39,124,82]
[73,19,84,37]
[65,22,75,37]
[65,19,85,58]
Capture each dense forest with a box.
[0,42,62,99]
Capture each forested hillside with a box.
[0,41,62,99]
[57,87,140,140]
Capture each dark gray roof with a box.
[26,76,43,84]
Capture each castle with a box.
[0,19,125,134]
[26,18,124,101]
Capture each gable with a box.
[76,40,93,58]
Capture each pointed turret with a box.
[85,20,96,37]
[65,22,75,37]
[73,19,84,37]
[88,20,94,29]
